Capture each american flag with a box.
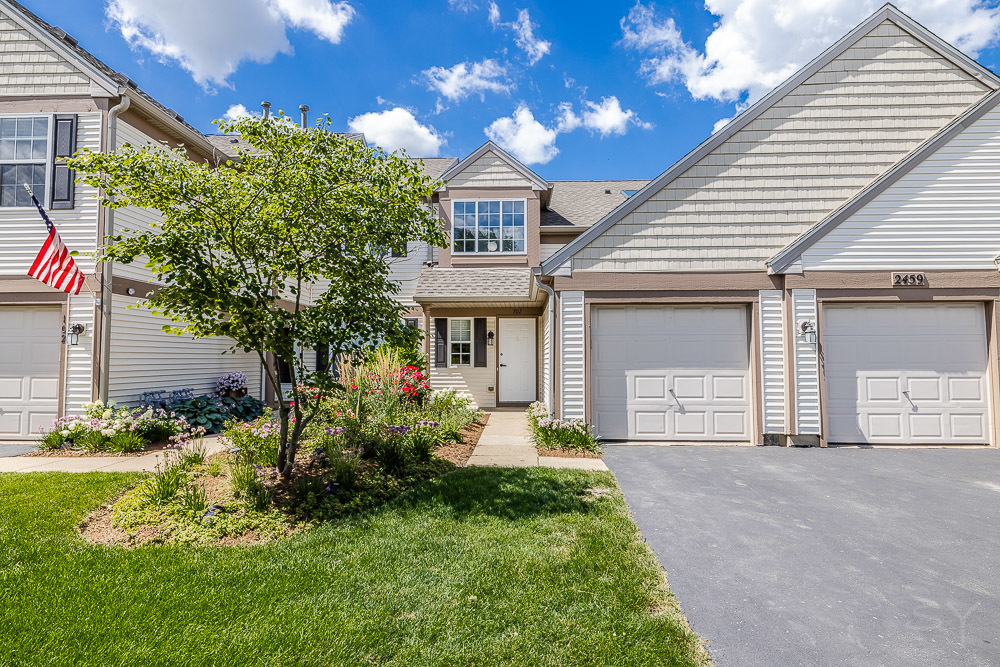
[27,189,84,295]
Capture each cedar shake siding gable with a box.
[542,7,998,275]
[0,8,91,96]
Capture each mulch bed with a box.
[25,440,177,458]
[433,414,489,467]
[536,446,602,459]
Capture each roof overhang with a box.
[539,3,1000,277]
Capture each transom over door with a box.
[0,306,62,440]
[591,306,751,441]
[823,303,990,445]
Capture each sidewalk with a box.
[466,410,608,471]
[0,436,227,474]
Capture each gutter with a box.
[532,268,556,412]
[98,92,130,402]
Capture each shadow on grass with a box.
[397,465,610,522]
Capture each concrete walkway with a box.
[466,410,608,471]
[0,436,226,474]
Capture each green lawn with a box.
[0,468,706,666]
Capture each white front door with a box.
[823,303,990,444]
[591,306,751,441]
[0,306,62,440]
[498,318,536,403]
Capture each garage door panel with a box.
[824,303,989,445]
[592,305,750,441]
[0,306,62,440]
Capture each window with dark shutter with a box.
[434,318,448,367]
[404,318,419,329]
[316,344,329,373]
[50,114,77,210]
[474,318,487,367]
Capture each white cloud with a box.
[449,0,478,12]
[222,103,256,121]
[485,104,560,164]
[348,108,444,156]
[510,8,551,65]
[421,59,510,102]
[486,96,650,164]
[488,5,550,65]
[621,0,1000,105]
[106,0,355,87]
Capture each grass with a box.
[0,468,707,666]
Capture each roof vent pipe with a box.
[261,101,271,119]
[300,104,309,128]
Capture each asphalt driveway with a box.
[604,446,1000,667]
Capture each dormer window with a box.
[452,199,526,254]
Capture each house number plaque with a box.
[891,272,926,287]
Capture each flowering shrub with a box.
[38,400,193,453]
[526,402,601,453]
[221,412,280,466]
[216,371,249,397]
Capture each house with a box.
[412,4,1000,448]
[0,0,264,439]
[4,0,1000,448]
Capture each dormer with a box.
[435,141,550,268]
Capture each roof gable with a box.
[768,88,1000,272]
[439,141,550,191]
[541,4,999,275]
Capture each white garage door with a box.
[591,306,751,441]
[823,303,990,445]
[0,306,62,440]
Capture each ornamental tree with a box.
[69,115,446,478]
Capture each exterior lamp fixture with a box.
[67,323,85,346]
[487,331,495,346]
[798,320,817,345]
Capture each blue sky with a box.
[22,0,1000,180]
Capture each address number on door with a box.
[891,272,926,287]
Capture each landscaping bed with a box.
[527,402,602,456]
[537,446,602,459]
[75,351,485,546]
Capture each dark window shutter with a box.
[434,318,448,367]
[316,344,329,373]
[50,114,77,210]
[474,318,487,367]
[391,243,407,258]
[404,318,419,329]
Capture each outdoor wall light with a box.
[126,287,136,296]
[798,319,817,345]
[67,323,85,346]
[487,331,495,346]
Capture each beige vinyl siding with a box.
[575,20,992,272]
[388,240,431,307]
[63,293,95,414]
[791,290,820,435]
[758,290,786,434]
[0,10,91,96]
[447,150,532,188]
[559,291,585,419]
[0,112,102,275]
[106,294,262,405]
[429,316,496,409]
[112,120,166,283]
[801,105,1000,270]
[539,243,564,263]
[540,311,551,412]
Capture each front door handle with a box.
[500,363,507,367]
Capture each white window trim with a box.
[451,198,528,256]
[449,317,473,368]
[0,113,54,209]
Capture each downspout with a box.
[98,93,131,402]
[532,268,555,412]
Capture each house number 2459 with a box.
[891,272,926,286]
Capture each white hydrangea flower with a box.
[102,409,113,419]
[60,430,70,437]
[101,429,116,437]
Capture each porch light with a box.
[798,319,817,345]
[67,323,85,346]
[487,331,495,346]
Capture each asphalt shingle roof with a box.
[203,132,365,158]
[542,180,650,228]
[414,267,534,300]
[408,157,459,181]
